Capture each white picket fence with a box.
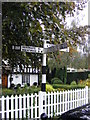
[0,86,88,119]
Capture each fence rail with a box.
[0,86,88,119]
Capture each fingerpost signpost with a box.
[12,40,69,117]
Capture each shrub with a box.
[86,79,90,87]
[53,79,63,84]
[70,81,77,85]
[17,84,21,88]
[51,77,62,84]
[46,84,54,92]
[2,89,15,96]
[24,84,28,88]
[27,83,30,86]
[88,74,90,78]
[53,84,85,90]
[78,80,86,86]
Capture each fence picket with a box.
[57,91,59,116]
[72,90,74,109]
[75,89,76,108]
[51,92,53,117]
[62,91,64,112]
[11,95,14,118]
[54,92,56,115]
[6,96,9,118]
[2,96,5,118]
[27,94,30,118]
[31,94,33,118]
[67,90,69,110]
[19,95,22,118]
[15,95,18,118]
[60,91,61,115]
[23,94,26,118]
[35,93,37,118]
[65,91,67,112]
[48,92,50,118]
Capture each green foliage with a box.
[77,79,90,87]
[2,86,41,96]
[46,84,55,92]
[2,89,14,96]
[55,68,64,81]
[53,67,67,84]
[70,81,77,85]
[86,79,90,87]
[51,77,63,84]
[67,71,90,84]
[53,79,63,84]
[2,2,88,69]
[88,74,90,78]
[53,84,85,90]
[63,66,67,84]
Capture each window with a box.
[22,74,30,84]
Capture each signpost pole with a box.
[40,40,47,118]
[41,40,47,91]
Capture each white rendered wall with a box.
[30,74,38,86]
[8,74,38,88]
[8,74,22,88]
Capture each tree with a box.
[2,2,89,69]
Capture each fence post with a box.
[39,91,43,118]
[85,86,88,104]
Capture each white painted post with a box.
[85,86,88,104]
[39,91,43,118]
[40,40,47,118]
[41,40,47,92]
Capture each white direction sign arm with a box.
[44,42,68,53]
[12,45,44,54]
[21,46,44,53]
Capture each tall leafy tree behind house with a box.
[2,2,89,70]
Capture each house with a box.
[2,61,40,88]
[8,65,40,88]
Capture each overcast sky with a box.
[66,2,88,27]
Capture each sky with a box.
[66,2,88,27]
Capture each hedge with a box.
[53,84,85,90]
[67,71,90,84]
